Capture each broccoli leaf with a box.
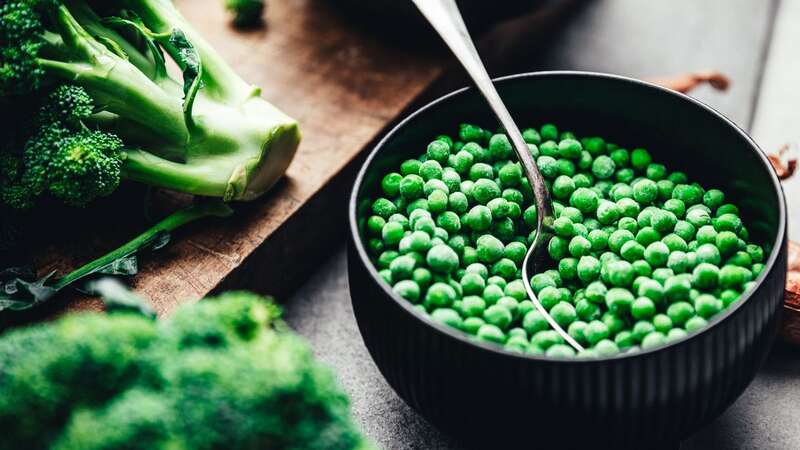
[168,29,203,130]
[0,231,170,312]
[87,277,156,318]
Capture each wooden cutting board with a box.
[31,0,442,316]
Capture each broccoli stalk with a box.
[53,200,233,290]
[0,201,233,311]
[0,0,299,206]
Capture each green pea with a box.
[719,264,749,289]
[540,123,559,141]
[644,241,670,267]
[522,128,542,144]
[597,200,622,225]
[630,296,655,319]
[425,282,457,309]
[664,275,691,302]
[716,203,738,217]
[584,320,610,345]
[665,328,687,343]
[570,187,600,213]
[645,163,666,181]
[584,280,607,304]
[672,184,703,205]
[616,168,635,184]
[520,203,538,227]
[673,221,695,242]
[476,324,506,344]
[491,258,517,280]
[591,155,616,179]
[425,139,451,163]
[630,148,652,171]
[703,189,725,209]
[606,287,634,314]
[633,179,658,204]
[657,179,676,201]
[568,235,592,257]
[685,315,708,333]
[461,317,484,335]
[667,301,694,326]
[715,231,739,256]
[641,331,667,350]
[646,314,670,334]
[497,163,522,188]
[694,294,723,319]
[426,245,459,274]
[531,330,564,350]
[632,320,655,342]
[393,279,421,302]
[482,283,505,305]
[608,229,635,253]
[551,301,577,327]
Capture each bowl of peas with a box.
[347,71,787,448]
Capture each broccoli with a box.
[0,0,300,306]
[0,289,371,450]
[225,0,266,27]
[1,0,299,206]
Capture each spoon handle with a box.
[412,0,553,224]
[413,0,584,352]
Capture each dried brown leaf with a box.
[647,70,730,94]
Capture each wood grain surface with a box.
[33,0,441,316]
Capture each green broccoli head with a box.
[159,290,281,349]
[47,129,124,206]
[0,313,158,450]
[0,292,368,450]
[0,0,45,95]
[53,389,182,450]
[1,85,124,209]
[161,338,366,450]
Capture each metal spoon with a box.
[412,0,584,352]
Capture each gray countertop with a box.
[285,1,800,448]
[286,250,800,450]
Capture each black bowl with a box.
[347,72,787,449]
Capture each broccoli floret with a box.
[0,292,369,450]
[53,389,180,450]
[1,85,123,208]
[0,313,158,449]
[225,0,266,27]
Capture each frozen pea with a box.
[584,320,610,345]
[577,256,602,282]
[425,282,457,309]
[641,331,667,350]
[644,241,670,267]
[667,301,694,326]
[631,297,656,320]
[393,280,421,302]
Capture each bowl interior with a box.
[352,71,784,353]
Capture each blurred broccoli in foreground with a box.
[225,0,266,27]
[0,290,370,450]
